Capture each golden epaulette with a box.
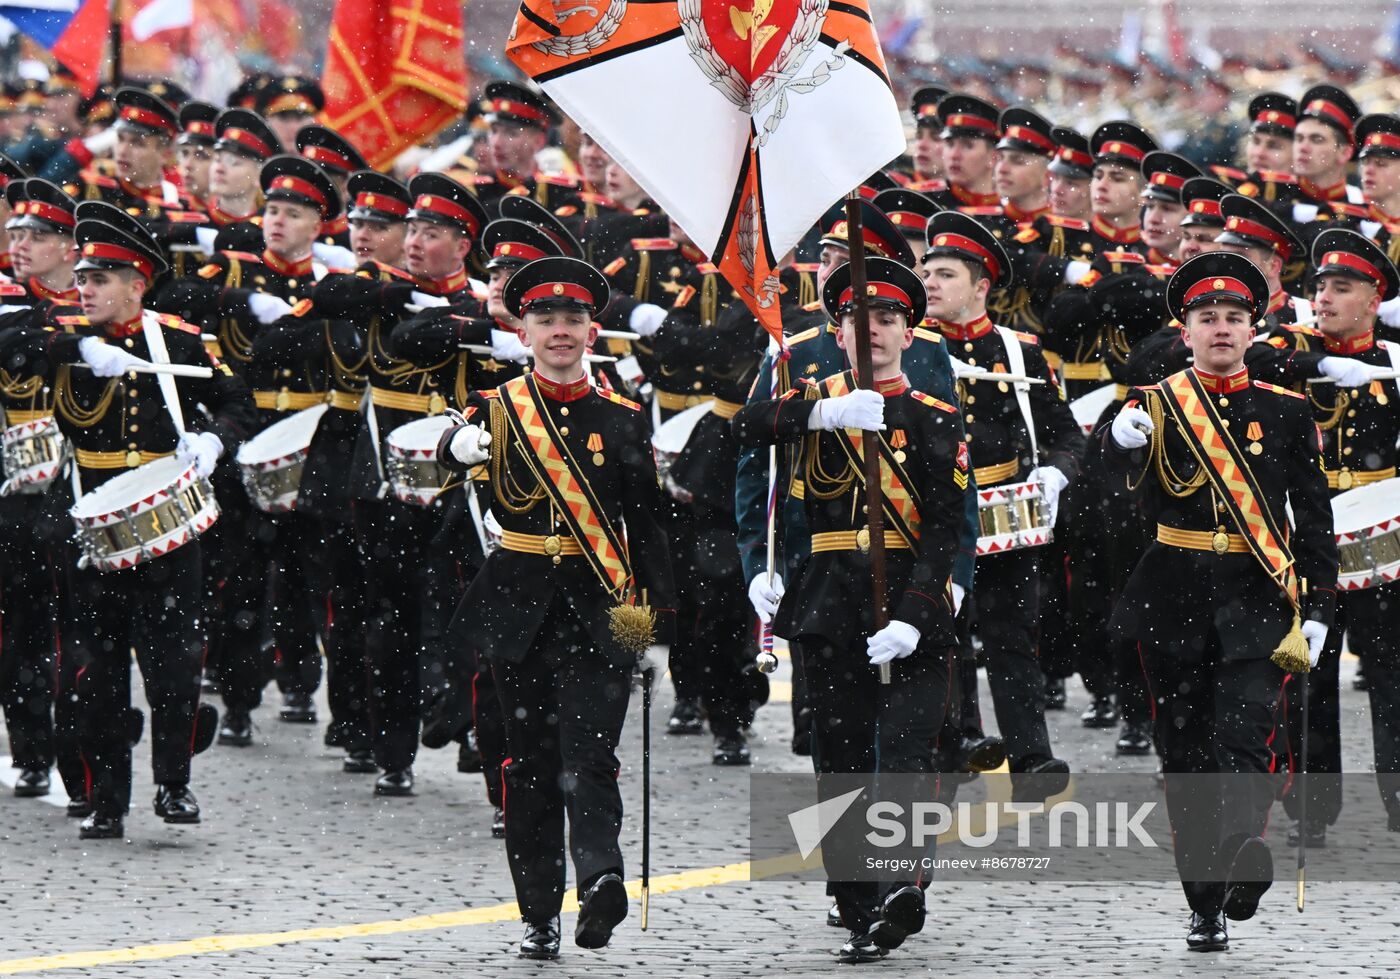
[1014,226,1041,243]
[910,390,955,413]
[1145,264,1176,277]
[911,326,944,344]
[85,174,118,189]
[1045,214,1090,231]
[787,325,822,343]
[630,238,676,251]
[1253,380,1304,399]
[1210,165,1248,182]
[156,313,200,334]
[603,257,627,275]
[1331,202,1369,219]
[603,389,640,411]
[164,210,207,223]
[221,251,262,263]
[800,300,822,313]
[364,260,416,282]
[792,262,820,273]
[538,173,579,188]
[472,174,497,186]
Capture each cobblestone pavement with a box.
[0,652,1393,977]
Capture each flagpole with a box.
[842,191,892,686]
[110,0,123,85]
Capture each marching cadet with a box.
[346,170,408,267]
[72,88,185,215]
[435,256,675,960]
[471,80,579,213]
[0,207,255,838]
[1102,251,1337,951]
[154,155,341,738]
[296,124,369,248]
[906,86,947,192]
[995,106,1054,223]
[1291,85,1362,209]
[1215,194,1307,327]
[198,108,280,250]
[924,211,1083,791]
[254,76,324,154]
[7,178,79,305]
[872,188,939,266]
[1047,127,1094,223]
[174,101,219,210]
[313,171,493,794]
[928,93,1002,212]
[1334,114,1400,271]
[732,257,970,963]
[1282,230,1400,845]
[1140,152,1201,268]
[1229,93,1300,204]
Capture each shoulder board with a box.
[537,173,579,188]
[554,205,579,217]
[157,313,200,334]
[1101,250,1145,264]
[1266,335,1289,348]
[480,389,500,399]
[674,284,696,308]
[791,262,820,273]
[165,210,208,223]
[1014,225,1041,243]
[56,315,89,326]
[366,260,416,282]
[1044,215,1089,230]
[1330,202,1369,219]
[290,299,314,317]
[197,263,223,279]
[1078,269,1103,289]
[1210,165,1248,182]
[695,262,719,276]
[603,257,627,276]
[1257,170,1297,184]
[800,300,822,312]
[957,205,1004,216]
[472,174,498,186]
[911,326,943,344]
[220,251,262,263]
[1145,264,1175,277]
[1235,182,1260,197]
[86,174,118,189]
[1253,380,1304,399]
[630,238,676,251]
[787,325,822,344]
[602,389,640,411]
[907,179,946,193]
[1010,329,1040,346]
[1283,323,1323,337]
[910,391,956,413]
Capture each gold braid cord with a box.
[0,369,44,403]
[55,366,117,428]
[802,384,854,500]
[488,397,545,513]
[1125,390,1207,496]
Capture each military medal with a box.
[1245,422,1263,455]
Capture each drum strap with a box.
[1380,339,1400,377]
[362,383,389,498]
[140,312,186,437]
[994,325,1040,467]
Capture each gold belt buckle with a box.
[125,449,142,467]
[275,389,290,410]
[1337,469,1354,490]
[542,534,562,556]
[1211,530,1230,554]
[855,526,871,553]
[428,392,446,415]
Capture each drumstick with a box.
[956,369,1046,385]
[71,362,214,379]
[458,344,618,365]
[596,329,641,341]
[1308,372,1400,384]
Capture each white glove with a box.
[247,292,293,324]
[445,424,491,466]
[867,620,920,666]
[949,355,978,378]
[1029,465,1069,526]
[1292,203,1320,224]
[809,388,885,431]
[410,290,450,309]
[78,336,148,378]
[1110,405,1154,449]
[312,241,357,269]
[1378,295,1400,328]
[1318,356,1389,388]
[635,644,669,696]
[82,128,118,156]
[1301,621,1328,668]
[176,431,223,478]
[951,583,965,616]
[194,226,219,254]
[490,327,530,363]
[1064,260,1092,285]
[629,303,667,338]
[748,573,785,624]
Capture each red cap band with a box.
[886,210,926,229]
[15,200,74,227]
[354,192,408,217]
[269,174,328,211]
[944,113,997,134]
[1223,214,1292,257]
[1364,131,1400,152]
[493,241,547,262]
[520,281,593,308]
[1320,249,1383,286]
[916,104,939,119]
[222,127,273,158]
[1057,145,1093,168]
[80,241,154,280]
[120,105,175,134]
[490,98,548,126]
[412,194,482,238]
[184,120,215,138]
[928,231,1002,281]
[823,219,902,260]
[1189,199,1223,219]
[1002,124,1054,152]
[1306,99,1355,138]
[1149,171,1187,190]
[1183,274,1253,307]
[303,144,355,171]
[1254,109,1296,129]
[838,280,913,310]
[1097,140,1146,163]
[265,93,316,116]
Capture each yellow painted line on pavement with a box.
[0,861,752,975]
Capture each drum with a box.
[976,479,1053,555]
[1,414,68,495]
[1332,478,1400,590]
[70,456,219,571]
[385,415,454,506]
[1069,383,1118,434]
[235,404,327,512]
[651,400,713,500]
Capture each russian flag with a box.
[0,0,109,95]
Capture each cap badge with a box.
[552,283,564,295]
[1213,278,1225,290]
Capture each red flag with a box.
[508,0,905,345]
[321,0,469,169]
[51,0,110,96]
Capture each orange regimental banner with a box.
[321,0,468,169]
[507,0,904,345]
[1158,369,1299,607]
[820,372,922,546]
[498,375,634,601]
